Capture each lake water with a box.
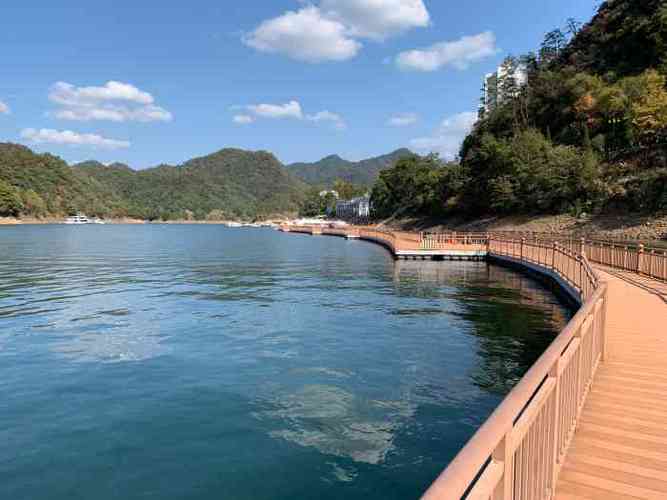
[0,225,572,499]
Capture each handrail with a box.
[421,231,667,282]
[422,236,606,499]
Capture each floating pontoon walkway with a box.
[280,224,667,499]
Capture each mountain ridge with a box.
[0,144,307,220]
[288,148,414,187]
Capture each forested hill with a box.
[371,0,667,221]
[0,144,306,220]
[558,0,666,78]
[76,148,307,220]
[288,148,413,186]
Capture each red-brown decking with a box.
[555,267,667,499]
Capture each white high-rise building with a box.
[480,61,527,116]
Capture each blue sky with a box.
[0,0,598,168]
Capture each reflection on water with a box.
[259,384,412,465]
[0,225,572,500]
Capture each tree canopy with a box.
[0,144,306,220]
[369,0,667,219]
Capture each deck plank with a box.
[555,268,667,499]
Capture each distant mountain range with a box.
[0,144,306,220]
[0,144,413,220]
[288,148,414,187]
[73,148,308,220]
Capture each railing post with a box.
[520,238,525,261]
[492,432,514,500]
[637,244,644,274]
[552,242,557,270]
[574,323,583,410]
[550,357,561,496]
[579,238,586,259]
[601,293,608,362]
[649,250,655,278]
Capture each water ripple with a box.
[0,226,572,500]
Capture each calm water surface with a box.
[0,225,572,499]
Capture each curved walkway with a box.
[281,225,667,497]
[555,267,667,499]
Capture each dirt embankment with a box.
[386,213,667,243]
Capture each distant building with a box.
[481,61,527,116]
[335,196,370,222]
[482,72,499,115]
[319,190,339,199]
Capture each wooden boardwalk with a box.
[555,266,667,499]
[282,225,667,498]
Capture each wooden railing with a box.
[283,224,318,235]
[357,227,399,252]
[421,231,667,282]
[585,241,667,281]
[420,232,489,250]
[493,235,667,282]
[492,238,599,301]
[422,237,607,500]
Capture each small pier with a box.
[279,225,488,261]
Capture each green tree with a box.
[21,189,47,216]
[332,179,366,200]
[629,70,667,144]
[371,154,445,218]
[0,180,24,216]
[541,29,566,63]
[298,187,336,217]
[206,209,227,221]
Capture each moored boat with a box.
[64,213,90,224]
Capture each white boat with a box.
[65,213,91,224]
[90,217,106,224]
[225,222,243,228]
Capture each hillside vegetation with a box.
[0,144,306,220]
[372,0,667,221]
[288,148,413,187]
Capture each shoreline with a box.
[0,217,288,226]
[0,217,146,225]
[5,212,666,245]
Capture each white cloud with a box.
[248,100,303,119]
[305,110,346,130]
[53,105,172,123]
[410,111,477,160]
[49,81,154,106]
[244,1,430,62]
[243,6,361,63]
[49,81,173,122]
[20,128,131,150]
[396,31,498,72]
[388,112,418,127]
[0,100,10,114]
[321,0,430,40]
[238,100,346,130]
[233,114,255,125]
